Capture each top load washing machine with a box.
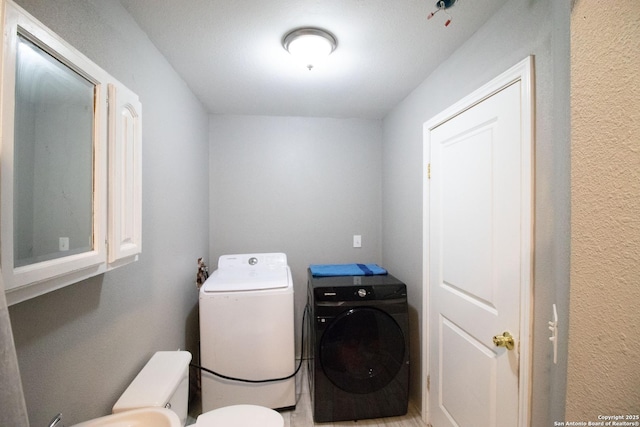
[199,253,296,412]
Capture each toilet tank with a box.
[112,351,192,426]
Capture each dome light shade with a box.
[283,28,337,70]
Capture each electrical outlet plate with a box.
[59,237,69,251]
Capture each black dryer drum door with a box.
[319,306,405,394]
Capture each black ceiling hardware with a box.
[427,0,458,27]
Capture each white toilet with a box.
[112,351,284,427]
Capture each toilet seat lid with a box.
[195,405,284,427]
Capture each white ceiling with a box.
[119,0,507,119]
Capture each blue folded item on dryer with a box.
[309,263,388,277]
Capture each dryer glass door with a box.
[320,307,405,394]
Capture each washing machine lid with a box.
[202,267,290,292]
[202,253,291,292]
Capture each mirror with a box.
[13,33,95,268]
[3,0,141,305]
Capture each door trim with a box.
[421,56,534,426]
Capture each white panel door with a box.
[426,64,532,427]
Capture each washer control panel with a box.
[217,253,287,269]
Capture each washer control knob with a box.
[358,288,367,298]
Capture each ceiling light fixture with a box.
[283,28,337,70]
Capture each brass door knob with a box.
[492,331,515,350]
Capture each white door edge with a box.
[421,56,534,427]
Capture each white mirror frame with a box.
[1,0,109,304]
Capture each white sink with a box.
[70,407,181,427]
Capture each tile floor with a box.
[188,365,425,427]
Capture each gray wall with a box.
[209,115,383,341]
[381,0,570,423]
[7,1,210,426]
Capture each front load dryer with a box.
[199,253,296,411]
[307,270,409,422]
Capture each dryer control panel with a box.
[308,272,406,303]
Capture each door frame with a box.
[421,56,534,426]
